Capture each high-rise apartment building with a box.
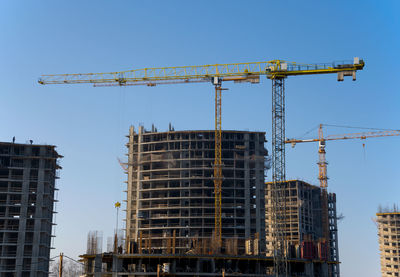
[125,126,268,255]
[0,141,61,277]
[376,206,400,277]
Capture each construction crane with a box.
[286,124,400,276]
[38,58,364,277]
[286,124,400,188]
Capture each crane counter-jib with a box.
[38,58,365,85]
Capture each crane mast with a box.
[213,77,223,250]
[39,58,364,277]
[271,77,288,274]
[317,124,330,266]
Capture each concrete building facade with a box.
[125,126,268,255]
[376,206,400,277]
[0,142,61,277]
[265,180,339,276]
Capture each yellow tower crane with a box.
[39,58,364,277]
[286,124,400,276]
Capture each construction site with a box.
[3,2,400,276]
[79,126,338,276]
[36,58,379,276]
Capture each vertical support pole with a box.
[114,201,121,254]
[139,231,143,254]
[149,236,152,254]
[214,79,223,252]
[59,253,63,277]
[271,77,288,276]
[172,230,176,254]
[126,126,135,254]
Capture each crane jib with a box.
[38,59,365,85]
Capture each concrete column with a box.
[137,258,142,273]
[244,134,250,239]
[112,255,122,277]
[31,156,45,276]
[16,153,30,277]
[94,254,103,277]
[134,126,144,241]
[304,262,314,277]
[254,134,265,253]
[210,258,215,274]
[126,126,135,246]
[320,263,328,277]
[171,259,176,273]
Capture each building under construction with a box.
[376,205,400,277]
[0,141,61,276]
[125,126,267,255]
[80,126,338,276]
[265,180,340,276]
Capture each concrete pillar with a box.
[304,262,314,277]
[321,263,329,277]
[16,158,30,277]
[134,126,144,241]
[31,156,45,276]
[94,254,103,277]
[255,134,265,253]
[210,258,215,274]
[244,134,250,239]
[126,126,135,245]
[171,259,176,273]
[112,255,122,277]
[137,258,142,272]
[196,259,201,273]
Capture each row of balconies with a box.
[135,133,262,143]
[140,192,245,198]
[140,165,256,172]
[2,163,58,171]
[140,176,257,182]
[139,202,245,209]
[0,187,56,195]
[136,130,263,140]
[140,182,246,189]
[138,212,245,219]
[133,149,263,160]
[0,175,57,182]
[138,223,246,229]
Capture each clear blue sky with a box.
[1,1,399,275]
